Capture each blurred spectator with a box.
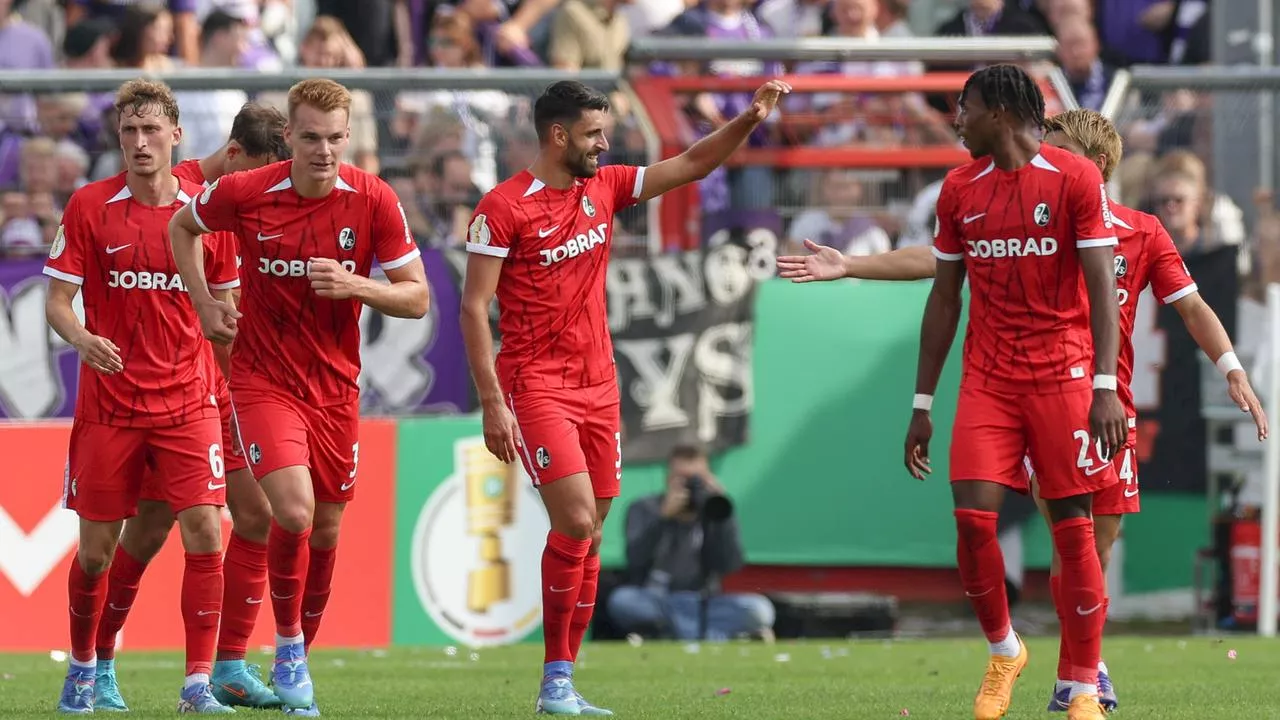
[1161,0,1209,65]
[606,446,775,641]
[1041,0,1091,29]
[37,94,100,156]
[14,0,64,58]
[63,17,115,68]
[897,178,943,248]
[54,138,91,202]
[399,149,479,248]
[935,0,1048,38]
[176,9,249,159]
[1055,18,1113,111]
[70,0,199,65]
[787,169,891,256]
[110,2,177,71]
[199,0,288,69]
[0,0,56,134]
[260,16,380,174]
[1145,149,1246,264]
[1094,0,1172,66]
[316,0,397,66]
[618,0,690,37]
[547,0,629,71]
[876,0,912,36]
[493,0,565,66]
[756,0,827,38]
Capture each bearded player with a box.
[45,79,236,714]
[896,65,1125,720]
[168,78,429,714]
[778,107,1269,712]
[460,78,790,716]
[89,101,291,713]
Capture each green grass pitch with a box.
[1,636,1271,718]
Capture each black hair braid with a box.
[961,64,1046,128]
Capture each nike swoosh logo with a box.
[208,482,226,490]
[257,232,283,242]
[1123,488,1139,498]
[549,586,575,593]
[1076,603,1103,616]
[245,598,263,605]
[271,592,295,600]
[964,588,993,598]
[108,603,131,612]
[197,610,221,616]
[576,602,595,608]
[1083,464,1110,476]
[340,480,356,491]
[304,611,323,617]
[220,684,248,699]
[538,225,560,238]
[105,244,131,254]
[962,213,986,224]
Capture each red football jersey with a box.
[466,165,646,391]
[190,161,421,406]
[43,172,239,427]
[172,158,206,186]
[933,144,1118,394]
[1108,203,1197,417]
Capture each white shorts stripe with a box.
[506,393,539,485]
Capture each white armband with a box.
[1093,374,1117,391]
[912,393,933,411]
[1216,351,1245,377]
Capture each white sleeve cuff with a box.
[379,246,421,270]
[932,246,964,261]
[189,200,212,234]
[43,266,83,285]
[1162,283,1198,304]
[1077,237,1119,248]
[209,278,241,291]
[466,242,509,258]
[632,166,647,200]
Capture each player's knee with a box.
[228,493,272,544]
[273,505,314,534]
[77,545,114,576]
[554,510,596,540]
[121,525,170,563]
[176,505,223,553]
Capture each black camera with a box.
[685,475,733,522]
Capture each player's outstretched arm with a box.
[778,241,937,282]
[169,205,242,344]
[1079,246,1127,458]
[46,278,123,375]
[1173,292,1269,439]
[904,258,965,479]
[635,80,792,204]
[460,253,519,464]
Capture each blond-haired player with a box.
[778,108,1268,713]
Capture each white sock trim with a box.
[184,673,210,688]
[70,656,96,671]
[275,632,304,647]
[1070,683,1099,699]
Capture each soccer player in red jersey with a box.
[168,78,429,713]
[90,102,291,712]
[44,79,236,714]
[779,105,1269,717]
[460,78,790,716]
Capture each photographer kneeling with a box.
[606,445,775,640]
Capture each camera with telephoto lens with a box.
[685,475,733,522]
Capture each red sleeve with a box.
[1068,160,1119,249]
[189,171,247,234]
[931,176,964,261]
[1147,219,1198,304]
[204,231,241,291]
[370,179,422,271]
[43,192,90,285]
[466,191,519,260]
[598,164,646,211]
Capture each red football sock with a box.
[301,545,338,653]
[542,531,590,664]
[267,522,311,639]
[1053,517,1106,686]
[216,532,268,662]
[569,553,601,662]
[181,552,223,677]
[95,546,149,661]
[68,557,107,664]
[1050,573,1072,681]
[954,509,1012,643]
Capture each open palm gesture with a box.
[776,239,847,283]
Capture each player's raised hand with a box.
[481,400,520,464]
[776,239,847,283]
[195,297,241,345]
[73,334,123,375]
[748,79,792,122]
[308,257,362,300]
[1088,389,1127,461]
[1227,370,1269,441]
[904,411,933,480]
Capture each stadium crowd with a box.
[0,0,1258,280]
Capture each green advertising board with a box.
[391,279,1207,645]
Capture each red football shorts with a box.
[64,417,226,522]
[232,386,360,503]
[950,385,1118,500]
[1090,420,1140,515]
[505,380,622,499]
[139,394,246,502]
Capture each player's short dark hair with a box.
[230,102,290,161]
[961,64,1045,129]
[533,81,610,142]
[201,9,245,48]
[669,444,706,463]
